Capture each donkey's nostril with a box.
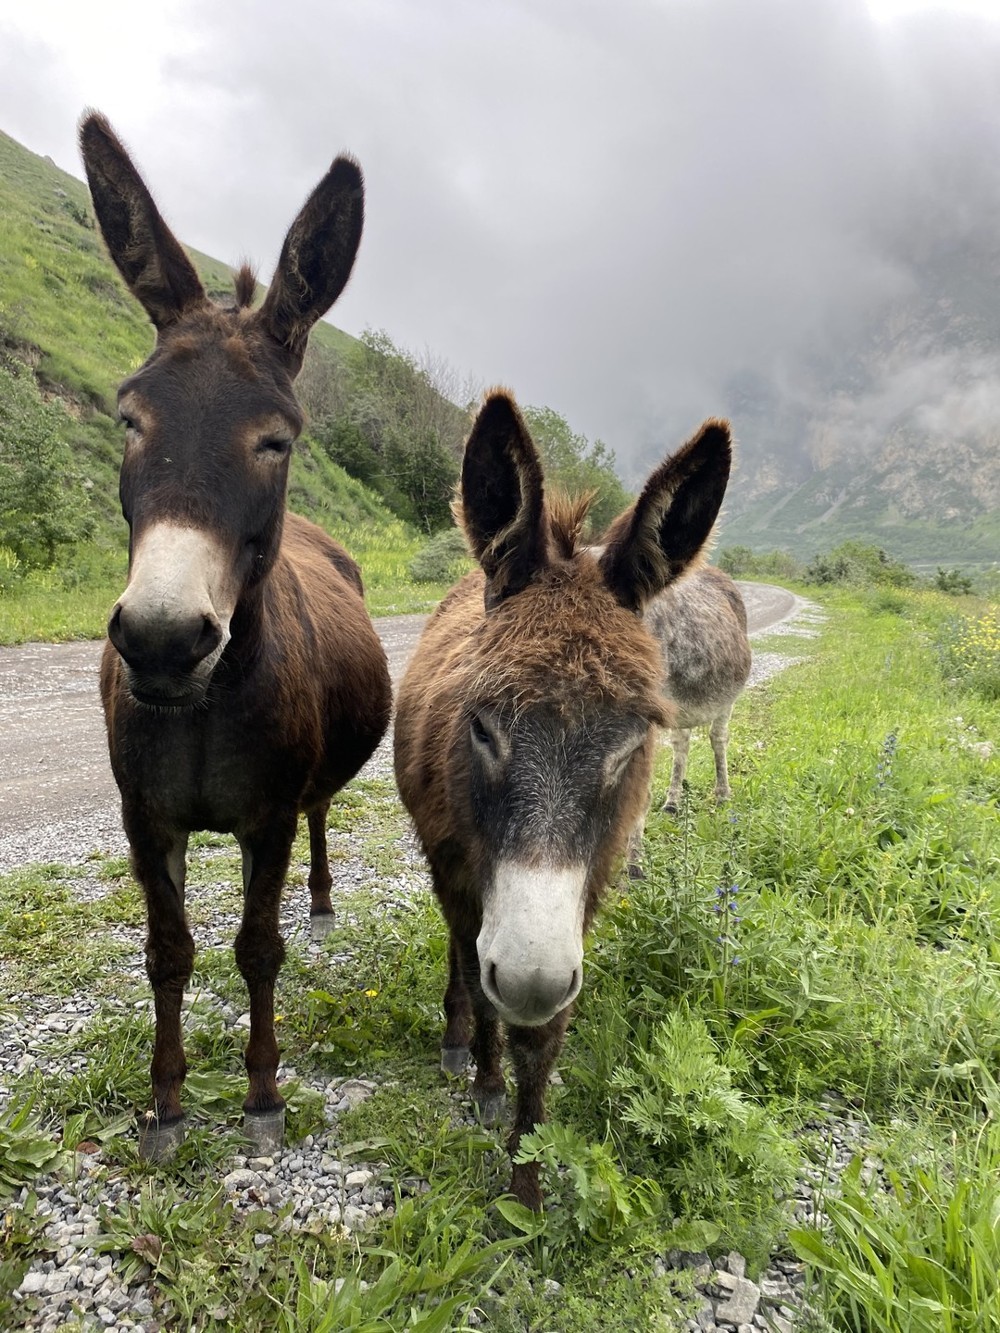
[191,614,223,664]
[107,603,127,654]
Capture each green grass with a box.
[2,586,999,1329]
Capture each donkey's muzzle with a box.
[482,958,582,1028]
[109,604,224,705]
[477,861,587,1028]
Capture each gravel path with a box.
[3,590,845,1332]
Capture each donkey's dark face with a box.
[79,112,364,707]
[110,321,304,705]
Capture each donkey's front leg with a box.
[662,727,692,812]
[126,820,192,1160]
[453,930,506,1125]
[506,1010,573,1210]
[709,706,735,803]
[236,812,296,1151]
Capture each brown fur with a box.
[395,391,732,1207]
[81,111,390,1148]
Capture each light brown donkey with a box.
[394,391,732,1207]
[80,113,391,1159]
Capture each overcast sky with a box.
[3,0,1000,477]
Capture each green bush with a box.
[804,540,914,588]
[0,360,93,572]
[408,528,473,584]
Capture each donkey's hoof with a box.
[441,1045,470,1075]
[626,860,645,882]
[473,1090,507,1127]
[309,911,336,942]
[137,1112,186,1162]
[661,800,679,815]
[244,1107,285,1154]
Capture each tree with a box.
[521,405,631,536]
[0,360,92,571]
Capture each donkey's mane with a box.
[547,490,595,559]
[234,263,259,310]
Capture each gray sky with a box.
[3,0,1000,477]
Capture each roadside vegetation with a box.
[2,578,998,1330]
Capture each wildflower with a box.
[364,988,379,999]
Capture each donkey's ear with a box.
[460,391,548,610]
[599,419,732,613]
[79,111,206,330]
[257,155,364,372]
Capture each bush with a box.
[804,540,914,588]
[408,528,473,584]
[938,604,1000,701]
[0,360,92,571]
[934,567,973,596]
[717,546,804,581]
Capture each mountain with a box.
[719,227,1000,569]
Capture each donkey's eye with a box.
[470,713,501,762]
[258,437,292,456]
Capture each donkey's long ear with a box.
[460,391,548,610]
[257,156,364,372]
[79,111,206,330]
[599,419,732,613]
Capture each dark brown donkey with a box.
[394,391,732,1207]
[80,113,392,1158]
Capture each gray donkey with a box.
[647,565,751,812]
[624,565,751,870]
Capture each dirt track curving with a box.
[0,583,800,873]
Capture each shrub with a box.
[408,528,473,584]
[0,360,92,571]
[934,566,973,596]
[805,540,914,588]
[939,604,1000,701]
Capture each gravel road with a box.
[0,583,804,874]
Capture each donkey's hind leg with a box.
[236,813,296,1152]
[662,727,691,812]
[127,821,192,1160]
[709,705,735,803]
[306,800,335,940]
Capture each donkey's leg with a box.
[662,727,691,812]
[506,1009,574,1210]
[709,706,735,803]
[235,812,296,1151]
[441,934,473,1074]
[126,819,192,1159]
[454,930,506,1125]
[306,800,335,940]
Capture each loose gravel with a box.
[4,600,843,1332]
